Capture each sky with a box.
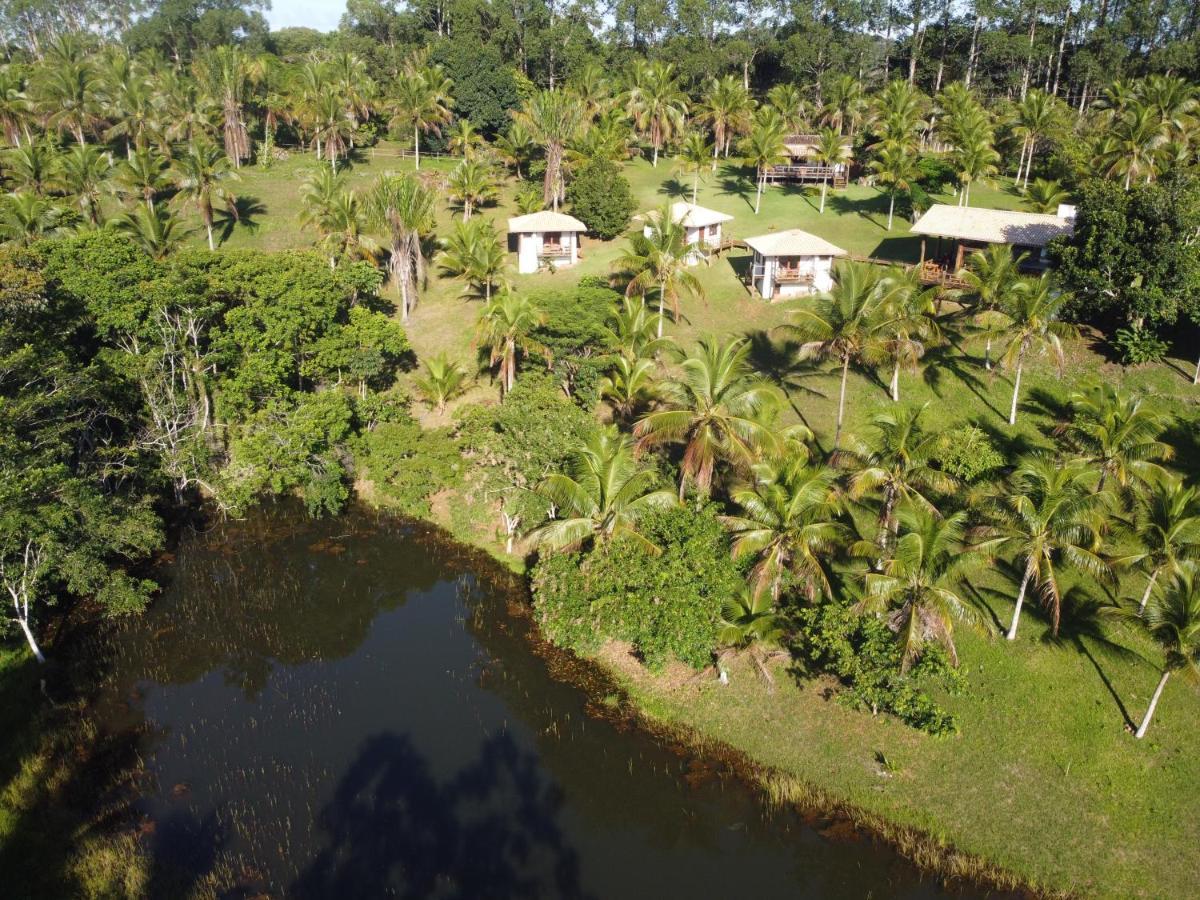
[264,0,348,33]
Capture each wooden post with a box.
[919,237,926,267]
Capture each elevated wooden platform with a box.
[763,165,849,188]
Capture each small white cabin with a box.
[507,211,588,274]
[744,229,847,300]
[643,201,734,265]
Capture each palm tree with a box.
[195,46,253,167]
[998,455,1110,639]
[1129,479,1200,614]
[1025,178,1069,214]
[527,427,678,553]
[957,243,1024,370]
[842,403,956,559]
[674,131,713,203]
[0,191,65,245]
[5,142,59,195]
[634,335,779,499]
[388,64,453,171]
[1111,566,1200,739]
[1013,89,1063,190]
[872,79,928,151]
[172,140,240,250]
[437,217,508,300]
[1065,381,1174,495]
[766,83,807,133]
[876,268,940,401]
[113,147,171,212]
[115,203,190,259]
[514,90,584,211]
[1094,100,1167,189]
[999,274,1076,426]
[35,57,99,145]
[723,457,847,601]
[413,354,470,413]
[58,143,112,226]
[624,60,688,167]
[696,74,753,160]
[821,75,868,139]
[779,261,888,449]
[859,507,993,671]
[310,189,379,268]
[494,122,537,178]
[600,355,661,423]
[614,203,705,338]
[0,66,31,146]
[812,127,850,214]
[367,173,436,323]
[870,141,921,230]
[446,158,497,221]
[447,118,484,158]
[310,86,356,172]
[606,294,674,361]
[717,586,788,687]
[477,292,546,396]
[740,117,787,214]
[951,117,1000,206]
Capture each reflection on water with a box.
[90,503,987,899]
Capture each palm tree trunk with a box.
[984,335,992,370]
[755,172,763,214]
[206,223,214,251]
[1007,568,1032,640]
[414,125,421,171]
[891,359,900,401]
[1135,669,1170,739]
[1193,353,1199,385]
[834,353,850,450]
[1139,566,1161,614]
[692,171,699,204]
[656,278,666,338]
[1008,350,1025,426]
[887,190,895,230]
[820,178,828,213]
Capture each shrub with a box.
[567,158,635,240]
[531,504,744,669]
[932,425,1005,482]
[532,285,620,408]
[796,601,962,735]
[1111,326,1169,365]
[356,411,462,516]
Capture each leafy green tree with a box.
[308,305,410,399]
[717,586,788,688]
[58,143,112,226]
[812,126,850,214]
[870,141,921,230]
[674,131,713,203]
[447,158,497,221]
[957,243,1025,370]
[115,203,190,259]
[634,335,779,499]
[876,268,939,401]
[528,426,677,553]
[606,294,674,361]
[567,157,635,239]
[696,74,753,159]
[388,63,454,171]
[999,274,1076,426]
[113,146,171,212]
[4,141,59,195]
[194,45,254,167]
[514,89,584,210]
[1026,178,1069,214]
[600,355,661,423]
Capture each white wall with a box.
[515,232,579,274]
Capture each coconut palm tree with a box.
[766,83,807,133]
[872,79,928,151]
[876,268,940,401]
[115,203,190,259]
[812,127,851,214]
[634,335,780,499]
[1094,100,1168,189]
[437,217,508,300]
[4,142,59,195]
[57,143,112,226]
[477,292,546,396]
[1110,565,1200,739]
[821,75,868,139]
[842,403,956,559]
[1013,88,1064,190]
[740,117,787,214]
[35,56,99,145]
[367,173,436,323]
[696,74,753,160]
[388,64,453,171]
[870,141,921,230]
[310,85,357,172]
[778,261,888,449]
[514,89,584,210]
[494,121,537,178]
[1025,178,1070,214]
[859,506,995,671]
[624,60,688,167]
[0,66,31,146]
[951,117,1000,206]
[447,118,484,158]
[674,131,713,203]
[614,203,705,338]
[606,294,674,361]
[957,243,1025,370]
[0,191,65,245]
[194,46,253,167]
[723,457,847,601]
[717,585,788,687]
[113,147,172,212]
[413,354,470,413]
[1064,381,1174,495]
[528,426,678,554]
[446,158,497,221]
[1128,479,1200,615]
[171,140,240,250]
[998,455,1111,640]
[307,189,378,268]
[600,354,662,423]
[999,274,1075,426]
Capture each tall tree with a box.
[171,140,240,251]
[999,274,1075,426]
[367,173,436,323]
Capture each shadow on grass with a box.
[715,173,755,211]
[920,342,996,415]
[1164,417,1200,482]
[826,191,887,228]
[869,235,922,264]
[745,328,828,447]
[215,195,266,244]
[655,177,690,200]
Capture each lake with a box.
[89,503,993,898]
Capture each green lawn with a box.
[194,143,1200,897]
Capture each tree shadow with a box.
[1163,416,1200,482]
[216,196,266,243]
[715,174,754,210]
[826,191,886,228]
[868,235,923,264]
[291,731,590,899]
[966,413,1051,460]
[919,341,994,414]
[745,329,827,446]
[655,177,689,200]
[1023,386,1073,427]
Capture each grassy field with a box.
[162,143,1200,896]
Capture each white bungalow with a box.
[507,211,588,274]
[643,201,734,264]
[910,203,1075,276]
[745,229,847,300]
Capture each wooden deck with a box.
[763,165,849,188]
[844,255,969,291]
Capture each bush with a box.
[356,412,462,516]
[532,285,620,408]
[567,158,635,240]
[1111,326,1169,365]
[531,504,744,669]
[932,425,1005,482]
[796,601,962,736]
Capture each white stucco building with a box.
[745,229,847,300]
[643,201,734,265]
[507,211,588,274]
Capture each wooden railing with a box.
[763,164,849,187]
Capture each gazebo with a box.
[643,201,734,265]
[744,229,847,300]
[910,203,1075,282]
[507,211,588,274]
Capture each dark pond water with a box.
[90,504,992,899]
